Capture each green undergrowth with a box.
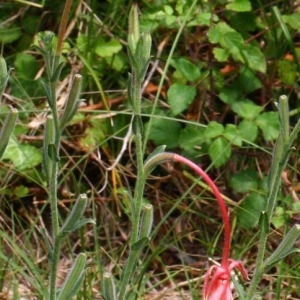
[0,0,300,299]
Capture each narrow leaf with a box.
[264,224,300,267]
[60,74,82,128]
[57,253,87,300]
[59,194,89,237]
[102,272,117,300]
[0,107,18,158]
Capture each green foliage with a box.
[167,83,196,116]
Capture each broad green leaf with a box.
[179,124,206,151]
[2,137,42,171]
[14,53,39,80]
[238,119,258,142]
[229,12,257,32]
[229,170,259,193]
[282,12,300,31]
[256,112,280,141]
[167,83,196,115]
[0,26,21,43]
[226,0,252,12]
[76,34,88,52]
[232,99,262,119]
[241,44,266,73]
[222,31,244,49]
[278,59,297,85]
[272,207,286,229]
[236,67,262,93]
[170,58,201,81]
[213,47,230,62]
[95,39,122,57]
[208,137,231,167]
[14,186,30,198]
[237,192,267,229]
[208,22,237,44]
[79,119,107,151]
[224,124,242,146]
[147,118,181,149]
[219,87,241,104]
[204,121,224,139]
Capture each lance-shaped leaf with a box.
[60,74,82,128]
[0,107,18,158]
[102,272,117,300]
[57,253,87,300]
[59,194,95,237]
[264,224,300,268]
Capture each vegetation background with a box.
[0,0,300,299]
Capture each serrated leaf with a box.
[237,192,267,229]
[147,118,181,149]
[167,83,196,115]
[230,170,260,193]
[282,12,300,31]
[14,53,39,80]
[226,0,252,12]
[278,59,297,85]
[2,137,42,171]
[204,121,224,139]
[213,47,230,62]
[179,124,206,151]
[208,22,237,44]
[232,99,262,119]
[236,67,263,93]
[95,39,122,57]
[208,137,231,167]
[256,112,280,141]
[224,124,242,146]
[241,44,266,73]
[238,119,258,142]
[170,58,201,81]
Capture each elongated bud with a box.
[0,107,18,158]
[142,33,152,63]
[128,4,140,54]
[60,74,82,128]
[139,204,153,239]
[277,95,289,141]
[102,272,117,300]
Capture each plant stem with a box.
[144,152,231,267]
[47,1,73,298]
[172,154,231,266]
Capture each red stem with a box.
[173,154,230,267]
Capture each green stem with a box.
[245,213,268,300]
[118,59,146,300]
[49,237,62,300]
